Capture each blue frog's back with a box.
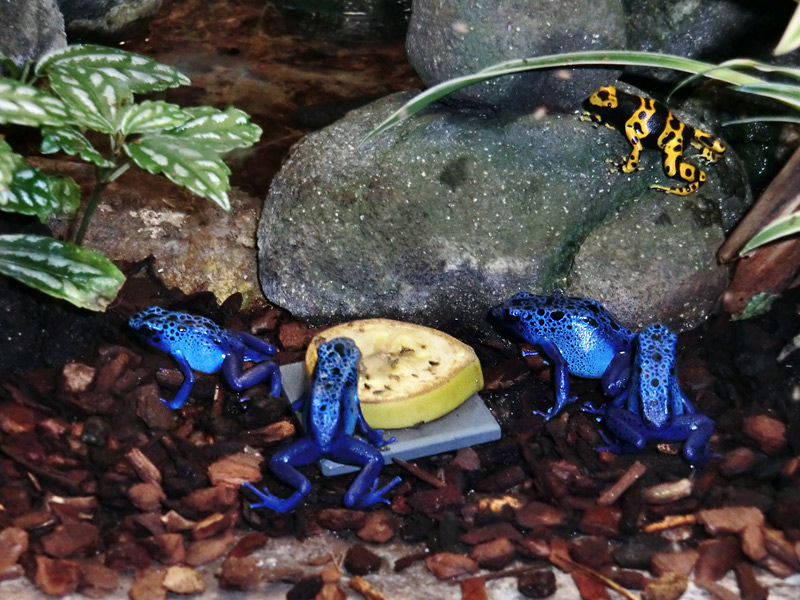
[307,337,362,450]
[490,293,635,379]
[129,306,235,374]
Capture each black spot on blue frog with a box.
[242,337,401,512]
[490,292,636,418]
[129,306,281,409]
[585,323,715,464]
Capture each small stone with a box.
[344,544,382,576]
[62,362,96,393]
[425,553,479,580]
[517,569,556,598]
[451,447,481,471]
[641,572,688,600]
[162,565,206,594]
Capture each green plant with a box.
[0,44,262,310]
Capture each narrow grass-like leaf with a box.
[0,78,71,126]
[41,126,116,168]
[361,50,767,143]
[0,234,124,310]
[775,3,800,56]
[0,54,21,80]
[734,82,800,111]
[124,135,231,209]
[0,164,81,220]
[723,116,800,126]
[170,106,262,152]
[740,212,800,255]
[36,44,190,93]
[115,100,190,136]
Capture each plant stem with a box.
[73,177,109,246]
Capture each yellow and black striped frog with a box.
[582,85,725,196]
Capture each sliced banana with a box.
[305,319,484,429]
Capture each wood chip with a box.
[126,447,161,484]
[425,552,479,580]
[207,451,263,487]
[598,461,647,506]
[641,479,693,505]
[696,506,765,535]
[348,575,388,600]
[129,567,166,600]
[742,414,787,455]
[641,572,688,600]
[162,565,206,594]
[572,570,611,600]
[34,555,81,596]
[461,576,488,600]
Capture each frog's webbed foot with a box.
[533,395,578,420]
[367,429,396,448]
[348,475,402,509]
[580,399,604,418]
[241,482,305,513]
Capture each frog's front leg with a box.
[329,436,401,508]
[222,353,282,397]
[600,349,632,398]
[164,350,196,409]
[531,340,575,419]
[357,411,396,448]
[243,438,321,513]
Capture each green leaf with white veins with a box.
[171,106,262,153]
[0,139,18,191]
[0,79,71,127]
[36,44,190,94]
[114,100,190,136]
[41,126,116,168]
[1,163,81,220]
[0,234,125,311]
[47,64,134,133]
[124,135,231,209]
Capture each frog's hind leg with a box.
[656,414,716,465]
[651,135,705,196]
[243,438,321,512]
[223,354,282,397]
[330,438,400,509]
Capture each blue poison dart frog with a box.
[242,337,401,512]
[585,323,715,464]
[129,306,281,409]
[490,293,636,418]
[582,85,726,196]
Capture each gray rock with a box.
[623,0,793,62]
[58,0,162,38]
[405,0,626,112]
[0,0,66,71]
[258,91,749,336]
